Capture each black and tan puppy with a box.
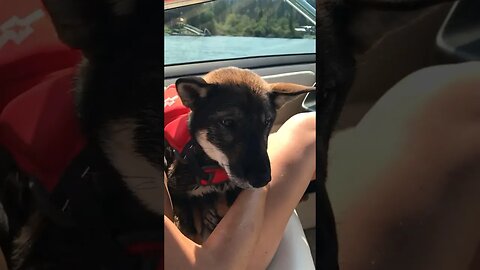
[164,67,315,242]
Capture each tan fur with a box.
[202,67,313,99]
[270,82,314,93]
[203,67,271,95]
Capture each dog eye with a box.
[221,119,234,127]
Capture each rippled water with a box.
[165,35,316,65]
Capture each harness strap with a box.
[167,140,229,187]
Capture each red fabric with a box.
[0,67,86,192]
[126,241,163,270]
[0,0,84,190]
[0,0,82,112]
[164,84,192,153]
[0,50,81,111]
[199,167,229,185]
[127,242,163,255]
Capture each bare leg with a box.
[328,62,480,270]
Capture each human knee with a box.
[408,63,480,141]
[349,63,480,189]
[278,112,316,148]
[282,112,316,133]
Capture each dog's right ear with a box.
[176,77,211,109]
[41,0,112,56]
[269,83,316,109]
[42,0,161,58]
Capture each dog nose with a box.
[248,171,271,188]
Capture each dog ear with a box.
[41,0,112,55]
[176,77,211,109]
[269,83,316,109]
[41,0,160,57]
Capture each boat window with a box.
[164,0,316,65]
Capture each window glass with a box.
[164,0,316,65]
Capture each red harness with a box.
[164,84,229,186]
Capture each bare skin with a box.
[164,185,268,270]
[328,62,480,270]
[165,112,316,270]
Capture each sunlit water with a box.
[165,35,315,65]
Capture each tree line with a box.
[165,0,315,38]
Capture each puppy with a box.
[164,67,315,242]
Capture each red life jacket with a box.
[0,66,164,270]
[0,2,163,266]
[164,84,229,186]
[164,84,191,154]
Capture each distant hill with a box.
[165,0,316,38]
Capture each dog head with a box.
[175,67,314,188]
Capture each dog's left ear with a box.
[176,77,211,109]
[41,0,161,58]
[269,83,316,109]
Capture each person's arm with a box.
[163,174,174,220]
[164,176,268,270]
[247,112,317,269]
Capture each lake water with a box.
[165,35,315,65]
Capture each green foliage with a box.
[164,0,315,39]
[164,25,172,35]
